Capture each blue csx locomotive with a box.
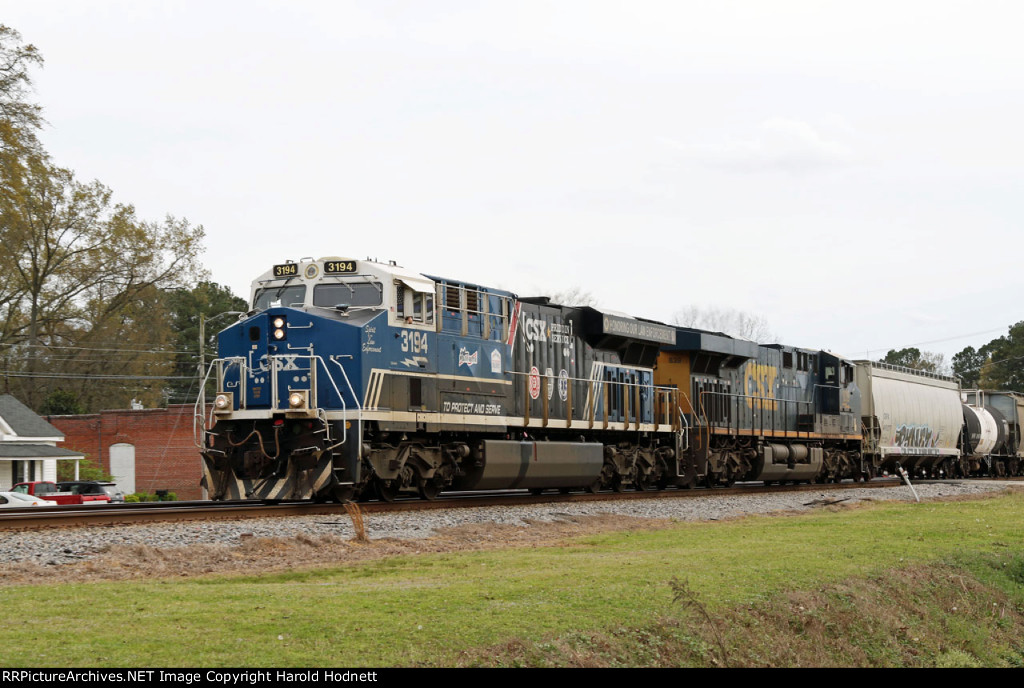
[197,256,885,501]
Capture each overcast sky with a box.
[6,1,1022,364]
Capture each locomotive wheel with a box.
[332,485,357,503]
[636,466,663,491]
[585,478,602,494]
[376,479,401,503]
[418,479,442,501]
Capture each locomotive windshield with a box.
[313,281,382,308]
[253,285,307,310]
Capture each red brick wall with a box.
[48,405,208,501]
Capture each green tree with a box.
[162,282,248,404]
[57,458,113,482]
[976,322,1024,392]
[880,347,947,374]
[951,344,992,389]
[39,388,84,415]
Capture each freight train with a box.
[194,257,1022,502]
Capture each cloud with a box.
[667,118,858,173]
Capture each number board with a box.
[273,263,299,278]
[324,260,358,275]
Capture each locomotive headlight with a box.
[213,393,232,414]
[288,391,307,409]
[270,315,287,341]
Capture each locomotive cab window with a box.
[842,363,854,385]
[253,285,307,310]
[395,281,435,326]
[410,292,434,325]
[313,281,382,308]
[824,365,837,385]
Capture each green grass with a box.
[5,492,1024,666]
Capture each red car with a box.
[11,481,111,505]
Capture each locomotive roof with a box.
[663,327,759,360]
[422,273,516,298]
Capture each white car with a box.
[0,491,49,508]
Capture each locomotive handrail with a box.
[319,354,363,448]
[270,353,355,446]
[678,407,690,452]
[697,389,815,439]
[694,387,709,451]
[196,353,359,449]
[192,357,247,449]
[504,369,678,432]
[192,360,217,449]
[326,355,362,412]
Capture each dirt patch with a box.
[0,513,671,586]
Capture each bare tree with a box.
[672,306,776,342]
[0,25,207,410]
[0,134,206,409]
[546,287,598,308]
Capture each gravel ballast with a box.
[1,481,1014,569]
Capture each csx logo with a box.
[521,317,548,353]
[745,363,778,410]
[523,318,548,341]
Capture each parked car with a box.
[0,491,49,507]
[12,481,111,505]
[55,481,118,501]
[96,482,125,503]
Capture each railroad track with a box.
[0,478,926,531]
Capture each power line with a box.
[847,326,1013,359]
[0,341,197,355]
[1,370,193,381]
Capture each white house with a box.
[0,394,85,489]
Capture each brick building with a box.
[48,405,207,500]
